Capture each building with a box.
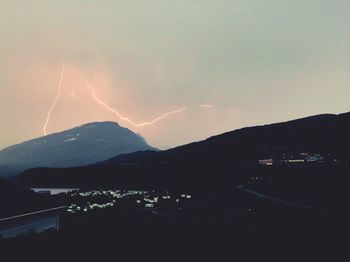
[31,188,79,195]
[0,178,65,239]
[258,159,274,166]
[259,152,326,166]
[0,207,64,239]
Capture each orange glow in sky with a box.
[43,66,187,135]
[85,80,186,127]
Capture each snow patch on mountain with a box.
[63,137,77,143]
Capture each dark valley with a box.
[1,113,350,259]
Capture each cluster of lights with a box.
[66,189,192,214]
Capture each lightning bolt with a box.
[69,65,186,127]
[43,65,186,135]
[43,64,65,136]
[85,80,186,127]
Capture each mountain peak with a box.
[78,121,121,128]
[0,122,157,176]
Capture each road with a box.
[237,185,312,209]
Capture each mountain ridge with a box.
[100,112,350,164]
[0,121,157,176]
[17,111,350,189]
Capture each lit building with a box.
[258,159,274,166]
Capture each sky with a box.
[1,0,350,149]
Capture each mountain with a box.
[0,165,19,177]
[97,112,350,166]
[18,112,350,189]
[0,122,157,176]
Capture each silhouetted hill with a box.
[0,177,55,219]
[0,122,157,176]
[0,166,19,177]
[18,112,350,189]
[98,112,350,167]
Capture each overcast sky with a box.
[1,0,350,149]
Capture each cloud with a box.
[1,1,350,149]
[199,104,215,109]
